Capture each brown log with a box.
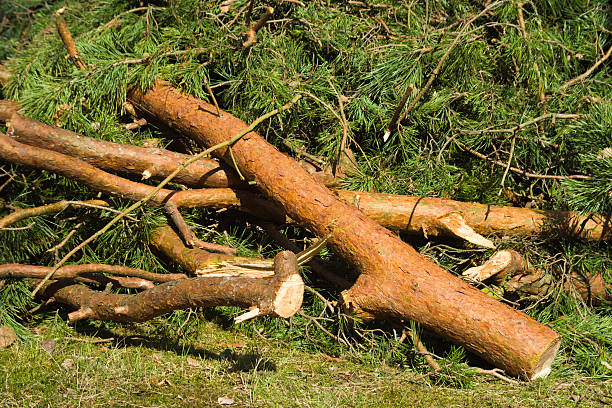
[5,110,608,241]
[39,250,303,323]
[465,250,612,306]
[0,133,282,222]
[127,82,561,380]
[3,107,339,188]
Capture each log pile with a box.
[1,86,610,382]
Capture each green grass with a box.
[1,317,610,408]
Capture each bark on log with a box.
[5,111,608,241]
[38,250,303,323]
[464,250,612,306]
[127,82,561,380]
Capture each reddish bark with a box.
[128,82,561,379]
[39,250,302,323]
[6,112,242,188]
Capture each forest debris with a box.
[0,263,186,283]
[55,8,87,70]
[0,326,17,348]
[465,250,612,306]
[127,82,561,380]
[38,250,302,323]
[434,212,495,248]
[0,200,109,229]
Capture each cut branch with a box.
[55,8,88,70]
[38,250,303,323]
[242,6,274,49]
[127,82,561,380]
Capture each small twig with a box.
[123,118,147,131]
[517,3,544,101]
[560,43,612,90]
[498,134,516,195]
[394,1,505,129]
[0,222,35,231]
[458,141,590,180]
[409,328,442,372]
[203,75,220,116]
[459,113,579,135]
[55,8,87,70]
[30,94,301,296]
[474,367,519,384]
[298,310,349,347]
[242,6,274,49]
[46,224,81,252]
[165,200,237,255]
[64,337,115,344]
[383,83,413,141]
[327,79,350,174]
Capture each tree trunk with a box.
[127,82,561,380]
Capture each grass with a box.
[1,315,611,408]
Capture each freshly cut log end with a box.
[273,273,304,318]
[531,337,561,380]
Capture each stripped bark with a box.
[38,250,302,323]
[128,82,561,380]
[4,111,608,242]
[465,250,612,306]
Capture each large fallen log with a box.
[37,249,302,324]
[127,82,562,380]
[4,109,608,242]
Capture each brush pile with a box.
[0,0,610,381]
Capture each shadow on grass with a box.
[69,318,277,372]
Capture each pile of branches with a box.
[1,0,611,381]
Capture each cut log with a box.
[465,249,612,306]
[4,110,608,242]
[127,82,561,380]
[38,250,303,323]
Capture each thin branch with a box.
[459,113,579,135]
[498,134,516,194]
[560,42,612,90]
[0,200,109,229]
[242,6,274,49]
[0,264,186,282]
[384,83,413,141]
[30,94,301,296]
[55,8,87,70]
[458,141,591,180]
